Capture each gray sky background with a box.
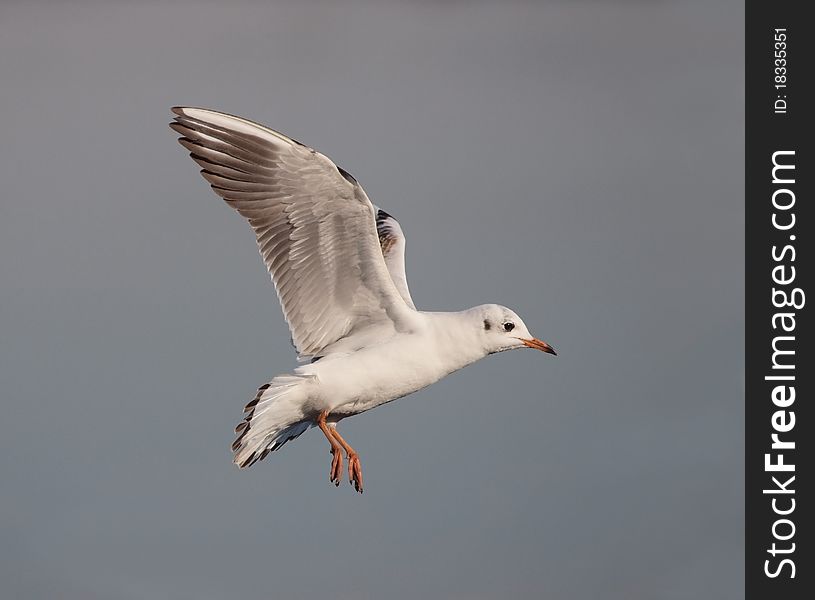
[0,1,743,598]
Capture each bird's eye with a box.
[503,322,515,332]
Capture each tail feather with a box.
[232,374,313,468]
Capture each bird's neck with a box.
[420,310,490,374]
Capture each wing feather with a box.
[375,208,415,310]
[171,107,416,358]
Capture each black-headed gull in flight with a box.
[171,107,556,492]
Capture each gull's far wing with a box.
[375,207,415,310]
[170,107,416,358]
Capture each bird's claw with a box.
[329,447,343,486]
[348,453,364,493]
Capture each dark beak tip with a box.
[523,338,557,355]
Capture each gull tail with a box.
[232,374,314,469]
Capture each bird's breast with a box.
[300,331,474,416]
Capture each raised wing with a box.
[170,107,416,358]
[375,208,415,310]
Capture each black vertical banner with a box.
[746,2,812,598]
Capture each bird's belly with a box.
[300,337,451,417]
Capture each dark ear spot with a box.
[483,320,491,331]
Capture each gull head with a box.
[475,304,556,356]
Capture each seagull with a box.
[170,107,556,492]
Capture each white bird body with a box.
[296,310,489,419]
[171,107,555,491]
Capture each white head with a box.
[474,304,556,356]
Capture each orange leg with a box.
[317,411,343,486]
[328,426,364,493]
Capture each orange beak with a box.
[521,338,557,355]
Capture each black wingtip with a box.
[337,165,358,185]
